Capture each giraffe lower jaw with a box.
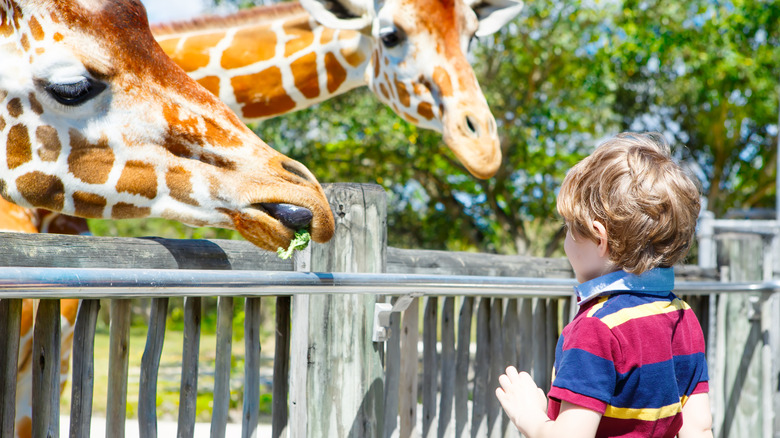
[255,203,313,231]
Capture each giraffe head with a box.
[302,0,522,179]
[0,0,335,251]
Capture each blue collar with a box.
[574,267,675,306]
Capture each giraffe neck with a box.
[153,3,371,122]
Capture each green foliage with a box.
[606,0,780,215]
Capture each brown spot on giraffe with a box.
[283,17,314,57]
[232,67,296,118]
[16,417,31,438]
[0,9,12,37]
[167,33,220,72]
[61,299,80,325]
[117,160,158,199]
[418,101,435,120]
[372,51,380,79]
[7,97,23,118]
[320,27,334,44]
[36,125,61,161]
[202,117,241,149]
[324,52,347,94]
[291,52,320,99]
[341,48,365,69]
[197,75,220,96]
[433,66,453,97]
[379,83,390,101]
[73,191,107,217]
[395,80,410,108]
[112,202,151,219]
[7,124,33,169]
[16,171,65,211]
[166,165,199,206]
[222,25,276,70]
[20,32,29,51]
[68,130,115,184]
[28,15,44,41]
[53,31,63,41]
[28,92,43,114]
[0,115,5,131]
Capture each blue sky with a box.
[140,0,210,24]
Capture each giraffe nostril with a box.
[465,115,479,137]
[282,159,317,184]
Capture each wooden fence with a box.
[0,183,776,438]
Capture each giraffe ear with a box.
[300,0,374,31]
[468,0,524,37]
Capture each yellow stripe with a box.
[598,298,690,329]
[604,401,682,421]
[586,297,609,317]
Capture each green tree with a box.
[606,0,780,215]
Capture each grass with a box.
[60,325,276,424]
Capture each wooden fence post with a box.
[290,183,387,437]
[716,233,765,438]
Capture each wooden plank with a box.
[272,297,290,438]
[382,296,401,438]
[242,298,262,438]
[177,297,202,438]
[107,299,131,438]
[516,299,533,376]
[438,297,455,438]
[305,184,387,437]
[289,246,311,438]
[531,299,548,388]
[471,298,490,437]
[138,298,169,438]
[387,247,572,278]
[32,299,61,438]
[210,297,233,438]
[69,299,100,438]
[501,299,520,438]
[717,235,764,438]
[487,299,503,438]
[0,299,21,438]
[399,298,419,438]
[545,299,558,391]
[211,297,234,438]
[422,297,438,438]
[454,297,473,438]
[0,233,291,271]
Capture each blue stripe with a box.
[674,352,708,397]
[612,360,683,409]
[553,347,616,403]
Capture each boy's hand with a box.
[495,366,549,434]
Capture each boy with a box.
[496,132,713,438]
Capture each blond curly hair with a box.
[557,132,701,275]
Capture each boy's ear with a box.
[592,220,609,257]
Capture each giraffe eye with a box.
[44,78,106,106]
[379,27,404,48]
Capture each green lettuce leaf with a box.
[277,230,311,259]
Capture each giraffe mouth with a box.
[254,203,314,231]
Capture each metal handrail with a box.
[0,266,770,299]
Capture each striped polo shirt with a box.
[547,268,709,437]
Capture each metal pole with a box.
[0,266,772,298]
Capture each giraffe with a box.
[152,0,524,180]
[1,0,335,436]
